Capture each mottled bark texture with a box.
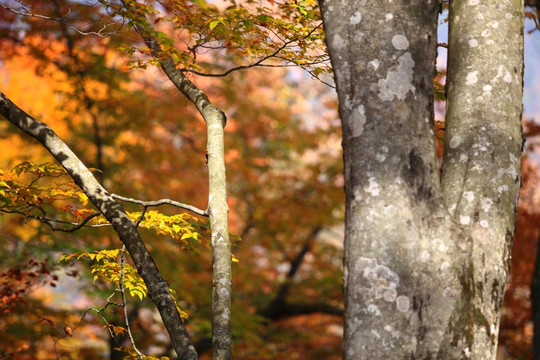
[319,0,523,358]
[0,92,198,360]
[442,1,524,358]
[120,2,232,359]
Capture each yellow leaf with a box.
[112,326,126,336]
[79,193,89,206]
[177,306,189,320]
[131,289,144,300]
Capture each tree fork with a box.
[320,0,523,358]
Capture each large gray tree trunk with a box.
[319,0,523,358]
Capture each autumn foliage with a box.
[0,0,343,358]
[0,0,539,359]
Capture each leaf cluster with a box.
[114,0,329,79]
[59,248,189,318]
[0,161,209,249]
[0,161,88,213]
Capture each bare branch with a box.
[258,226,322,319]
[68,20,127,38]
[111,193,208,217]
[1,2,126,39]
[181,62,300,77]
[135,206,148,227]
[0,3,63,21]
[0,209,105,232]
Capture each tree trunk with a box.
[319,0,523,358]
[119,2,233,359]
[441,1,524,358]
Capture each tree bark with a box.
[319,0,523,358]
[119,2,232,359]
[441,1,523,358]
[0,92,198,360]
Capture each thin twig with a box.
[0,3,63,21]
[119,245,144,359]
[111,193,208,217]
[180,23,325,78]
[69,20,126,38]
[0,209,104,231]
[135,206,147,227]
[78,299,124,343]
[1,3,126,39]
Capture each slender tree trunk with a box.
[119,2,233,359]
[51,0,106,183]
[320,0,523,358]
[205,100,232,360]
[89,108,105,183]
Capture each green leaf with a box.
[311,67,323,77]
[209,20,222,30]
[243,19,254,30]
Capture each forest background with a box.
[1,0,540,359]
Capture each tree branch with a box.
[0,91,198,360]
[258,227,329,319]
[0,3,63,22]
[180,23,326,78]
[0,209,103,232]
[111,193,208,217]
[260,302,343,320]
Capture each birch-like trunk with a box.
[120,2,233,359]
[319,0,523,358]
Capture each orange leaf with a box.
[64,326,73,337]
